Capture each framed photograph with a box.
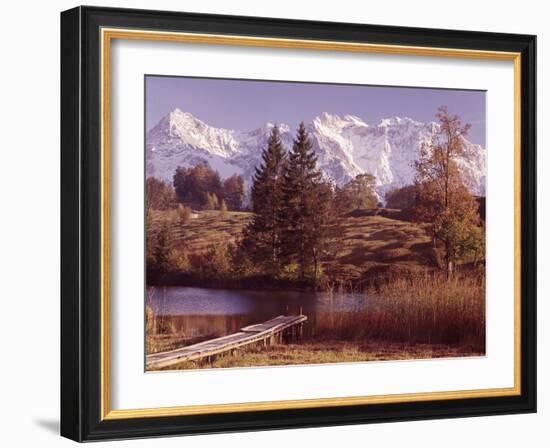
[61,6,536,441]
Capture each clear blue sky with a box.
[145,75,486,146]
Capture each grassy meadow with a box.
[148,209,252,255]
[159,341,483,370]
[147,207,446,289]
[148,208,433,265]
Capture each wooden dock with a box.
[146,315,307,370]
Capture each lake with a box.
[147,286,371,341]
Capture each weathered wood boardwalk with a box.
[146,315,307,370]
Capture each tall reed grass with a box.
[313,274,485,352]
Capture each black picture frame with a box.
[61,5,536,442]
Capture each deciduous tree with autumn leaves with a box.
[413,107,484,277]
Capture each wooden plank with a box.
[146,315,307,370]
[240,315,307,333]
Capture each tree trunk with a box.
[446,259,454,279]
[444,240,454,279]
[312,247,318,288]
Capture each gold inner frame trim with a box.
[100,27,522,421]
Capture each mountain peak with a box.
[146,109,486,197]
[343,114,367,126]
[244,122,291,138]
[378,116,421,127]
[313,112,346,128]
[169,108,202,125]
[314,112,368,129]
[319,111,338,120]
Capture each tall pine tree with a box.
[280,122,325,282]
[241,126,287,273]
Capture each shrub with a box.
[385,184,418,210]
[177,204,192,224]
[219,200,228,218]
[145,305,156,335]
[190,243,233,278]
[146,177,176,210]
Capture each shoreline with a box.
[152,340,484,371]
[145,263,457,294]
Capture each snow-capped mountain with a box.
[146,108,486,198]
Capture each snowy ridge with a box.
[146,109,486,197]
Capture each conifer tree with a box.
[280,122,325,281]
[308,181,334,286]
[241,126,287,273]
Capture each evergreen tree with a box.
[241,126,287,273]
[308,181,334,286]
[280,122,324,281]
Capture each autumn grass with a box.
[333,213,432,267]
[159,340,483,370]
[150,209,435,274]
[333,274,485,351]
[149,209,252,254]
[148,209,440,290]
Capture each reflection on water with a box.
[147,287,371,340]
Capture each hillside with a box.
[328,213,432,267]
[149,209,253,253]
[149,209,436,287]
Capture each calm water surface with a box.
[147,287,371,340]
